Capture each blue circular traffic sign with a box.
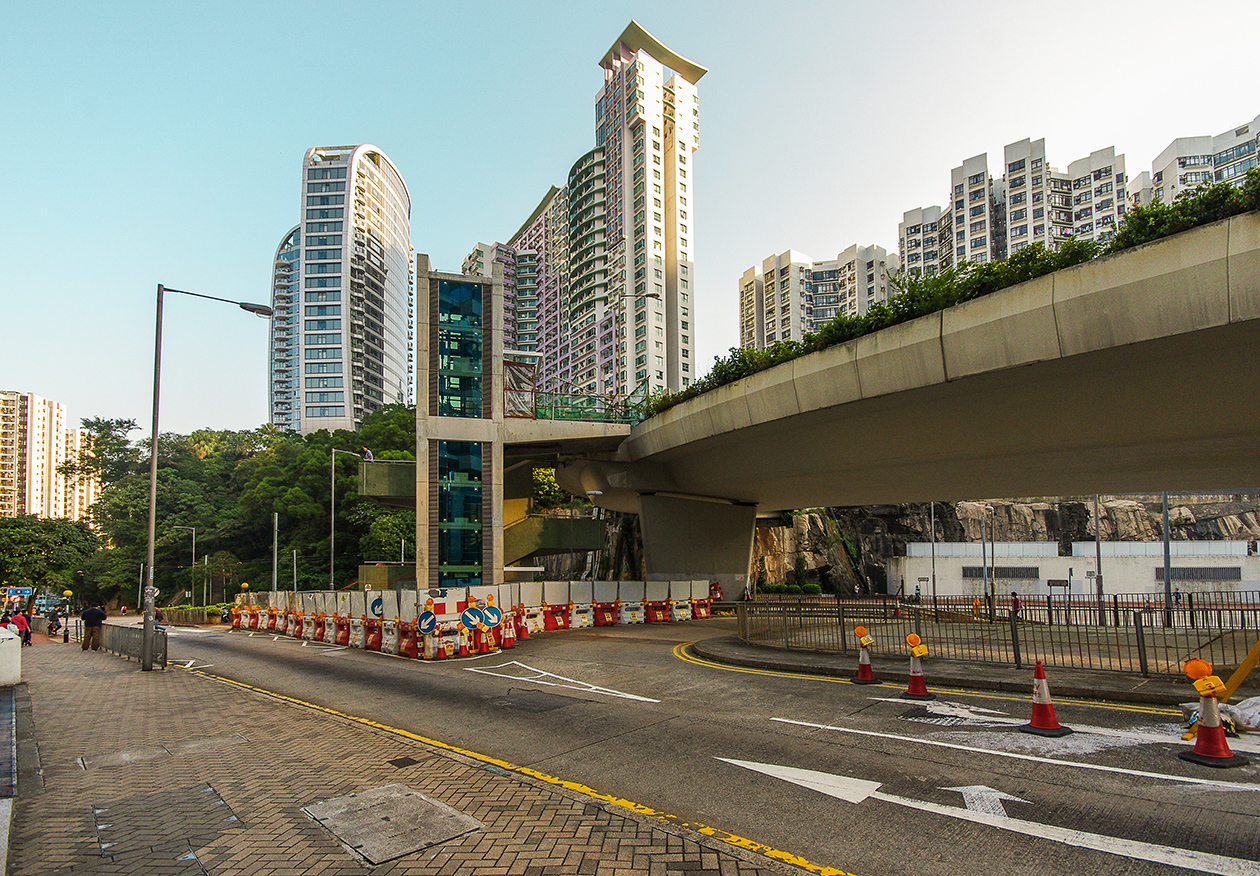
[460,607,485,629]
[482,605,503,627]
[371,596,384,617]
[417,611,437,634]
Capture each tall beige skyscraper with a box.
[466,22,704,400]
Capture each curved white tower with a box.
[272,144,413,434]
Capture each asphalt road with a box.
[166,618,1260,876]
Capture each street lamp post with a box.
[981,504,995,621]
[144,284,272,671]
[172,526,195,605]
[329,449,362,590]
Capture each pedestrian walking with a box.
[10,611,30,646]
[1010,591,1021,621]
[81,603,107,651]
[1174,587,1183,606]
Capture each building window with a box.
[437,440,483,589]
[437,280,484,419]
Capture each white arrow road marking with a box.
[872,698,1014,721]
[465,661,660,702]
[718,759,1260,876]
[772,718,1259,791]
[942,785,1029,817]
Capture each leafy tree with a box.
[532,468,568,508]
[0,516,99,593]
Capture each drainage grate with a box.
[304,783,483,865]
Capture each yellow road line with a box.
[185,667,857,876]
[674,643,1181,717]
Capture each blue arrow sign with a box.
[371,597,384,618]
[460,607,485,629]
[417,611,437,634]
[482,605,503,628]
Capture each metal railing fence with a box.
[738,591,1260,677]
[63,620,168,669]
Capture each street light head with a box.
[240,302,274,318]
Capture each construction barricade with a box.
[669,580,692,622]
[399,620,419,658]
[518,582,545,635]
[349,616,365,649]
[381,619,400,655]
[593,580,619,625]
[690,579,712,619]
[570,581,594,629]
[618,581,646,624]
[542,581,571,630]
[644,580,670,623]
[301,594,319,640]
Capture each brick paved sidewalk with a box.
[9,641,809,876]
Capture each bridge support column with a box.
[638,496,755,597]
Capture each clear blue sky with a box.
[3,1,1255,435]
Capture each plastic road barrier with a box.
[593,581,619,625]
[266,609,278,631]
[231,608,242,630]
[524,605,546,635]
[303,613,318,641]
[381,620,400,655]
[571,603,594,628]
[364,618,383,651]
[670,599,691,622]
[690,580,711,619]
[334,616,350,646]
[313,613,326,641]
[349,617,365,649]
[321,614,337,644]
[398,620,419,659]
[617,600,645,624]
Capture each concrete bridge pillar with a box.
[638,495,755,596]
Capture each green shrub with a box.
[783,584,803,594]
[802,583,822,595]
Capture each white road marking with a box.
[870,697,1260,754]
[465,660,660,702]
[772,717,1259,791]
[719,759,1260,876]
[942,785,1028,817]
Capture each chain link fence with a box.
[738,591,1260,677]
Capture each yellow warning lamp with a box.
[241,582,250,590]
[1184,658,1226,697]
[906,632,928,658]
[854,625,874,648]
[63,590,74,598]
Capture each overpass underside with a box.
[558,213,1260,591]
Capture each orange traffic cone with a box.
[852,626,878,684]
[477,625,492,654]
[501,613,516,649]
[457,625,470,657]
[1020,661,1072,737]
[901,634,934,700]
[853,647,877,684]
[1180,659,1247,768]
[516,605,530,640]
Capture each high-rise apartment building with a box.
[467,23,702,401]
[949,154,1006,265]
[737,245,896,351]
[0,391,98,522]
[1002,138,1073,257]
[1142,113,1258,207]
[269,144,414,434]
[898,206,944,277]
[1067,146,1127,244]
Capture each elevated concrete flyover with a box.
[558,212,1260,589]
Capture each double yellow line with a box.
[187,667,858,876]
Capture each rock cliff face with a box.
[532,497,1260,593]
[753,496,1260,595]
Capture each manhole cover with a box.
[387,756,420,768]
[304,784,482,864]
[490,690,582,712]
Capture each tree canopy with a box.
[29,405,419,608]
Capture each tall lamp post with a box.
[172,526,195,606]
[330,449,362,590]
[980,503,995,621]
[144,284,272,671]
